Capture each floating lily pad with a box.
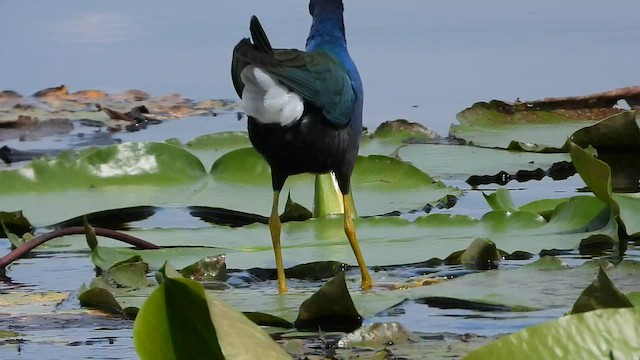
[570,264,634,314]
[183,131,251,170]
[209,147,461,216]
[294,272,363,332]
[397,144,570,180]
[458,237,501,270]
[569,141,640,235]
[78,283,130,317]
[0,142,206,194]
[41,194,615,274]
[133,264,289,360]
[402,259,640,311]
[90,246,231,271]
[451,100,610,151]
[108,260,152,288]
[0,143,460,225]
[364,119,440,146]
[571,110,640,150]
[464,307,640,360]
[0,210,32,237]
[133,265,225,359]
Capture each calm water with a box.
[1,1,639,359]
[2,0,639,135]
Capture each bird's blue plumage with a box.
[305,0,362,127]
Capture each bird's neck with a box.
[306,14,363,93]
[306,14,347,54]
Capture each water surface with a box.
[2,0,638,135]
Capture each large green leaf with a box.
[571,110,640,150]
[0,142,206,193]
[91,245,231,271]
[464,308,640,359]
[570,265,634,314]
[77,276,141,317]
[182,131,252,171]
[133,264,290,360]
[569,140,640,235]
[396,144,569,180]
[294,272,362,332]
[451,100,612,151]
[400,259,640,316]
[0,211,32,237]
[134,265,225,360]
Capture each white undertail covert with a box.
[240,66,304,126]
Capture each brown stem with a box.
[0,226,159,268]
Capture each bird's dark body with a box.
[247,106,359,193]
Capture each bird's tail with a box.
[250,16,273,54]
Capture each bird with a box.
[231,0,372,294]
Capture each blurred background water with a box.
[2,0,638,135]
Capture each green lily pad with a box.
[397,144,570,180]
[77,277,138,318]
[209,147,461,216]
[569,141,640,235]
[243,312,294,329]
[0,144,460,226]
[483,188,518,212]
[294,272,363,332]
[1,220,27,248]
[0,210,32,238]
[280,193,313,223]
[570,264,634,314]
[571,110,640,150]
[185,131,251,150]
[402,259,640,312]
[0,142,206,193]
[78,285,126,316]
[108,261,152,288]
[133,264,290,360]
[182,131,252,171]
[464,307,640,360]
[90,245,231,271]
[367,119,440,143]
[451,100,613,151]
[458,237,501,270]
[133,265,225,360]
[42,193,615,272]
[627,292,640,307]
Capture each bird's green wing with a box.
[232,16,355,126]
[269,50,356,126]
[231,38,251,98]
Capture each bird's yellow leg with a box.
[269,190,288,294]
[343,192,372,290]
